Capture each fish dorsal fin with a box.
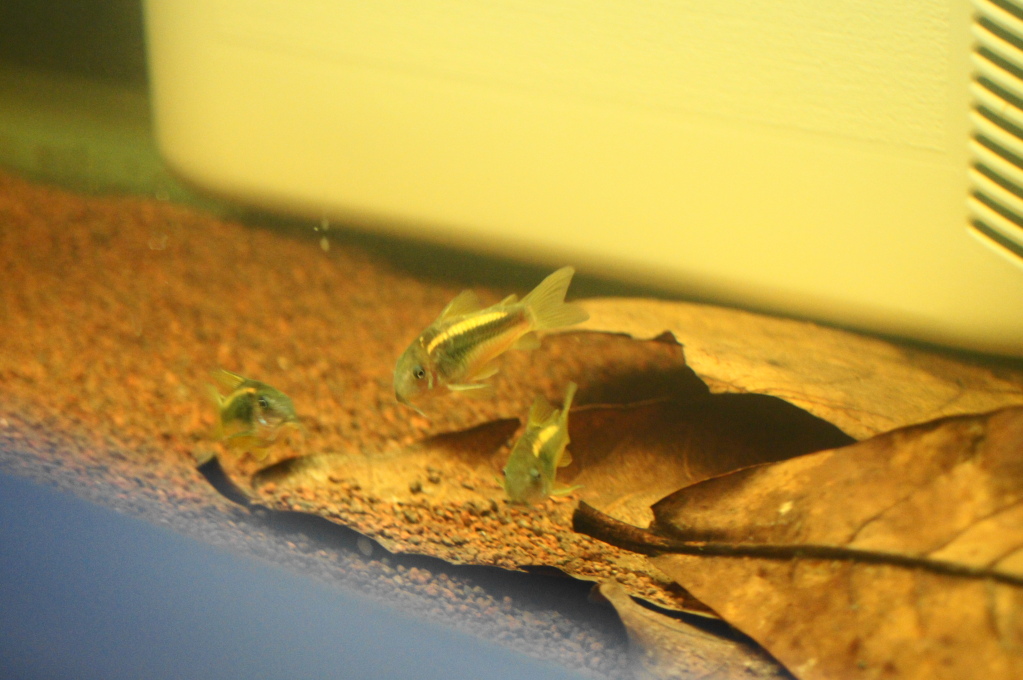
[439,290,485,319]
[499,293,518,306]
[528,395,557,426]
[560,382,578,415]
[213,368,247,391]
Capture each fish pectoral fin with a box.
[471,361,502,382]
[557,449,573,468]
[447,382,493,393]
[447,382,497,399]
[551,484,583,497]
[450,360,501,395]
[512,331,540,351]
[225,429,278,449]
[224,429,258,442]
[439,290,485,319]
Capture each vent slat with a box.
[971,110,1023,159]
[971,83,1023,131]
[974,0,1023,41]
[971,51,1023,100]
[970,1,1023,262]
[971,139,1023,188]
[974,21,1023,74]
[969,219,1023,261]
[968,196,1023,244]
[971,168,1023,216]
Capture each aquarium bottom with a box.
[0,471,592,680]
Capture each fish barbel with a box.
[393,266,588,410]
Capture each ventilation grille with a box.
[970,0,1023,262]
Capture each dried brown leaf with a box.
[567,394,850,529]
[572,298,1023,439]
[577,407,1023,680]
[595,581,790,680]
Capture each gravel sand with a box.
[0,171,641,678]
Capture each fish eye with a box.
[258,396,270,409]
[529,468,540,479]
[413,366,426,380]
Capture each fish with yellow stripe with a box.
[209,369,302,455]
[503,382,581,504]
[393,266,588,410]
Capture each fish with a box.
[209,369,301,454]
[503,382,581,505]
[393,266,588,410]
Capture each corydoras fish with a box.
[503,382,581,505]
[394,266,588,410]
[209,369,301,453]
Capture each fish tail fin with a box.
[521,266,589,331]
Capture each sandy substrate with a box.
[0,171,656,678]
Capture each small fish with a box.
[503,382,581,505]
[209,369,301,453]
[394,266,588,410]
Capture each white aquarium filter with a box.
[144,1,1023,357]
